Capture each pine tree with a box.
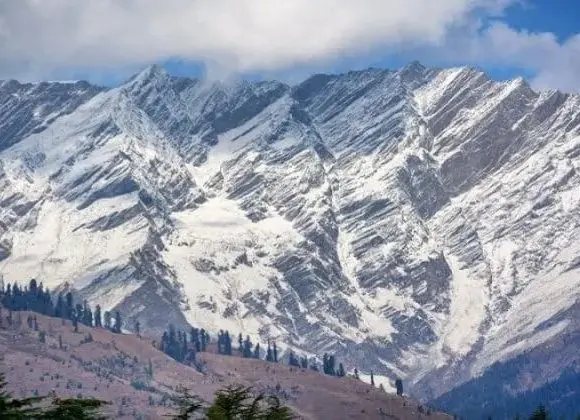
[242,336,253,358]
[0,372,44,418]
[200,328,207,352]
[39,283,53,316]
[167,325,178,359]
[190,327,200,352]
[1,373,109,419]
[224,331,232,355]
[204,384,293,420]
[161,331,169,353]
[370,371,375,387]
[217,330,224,354]
[354,368,359,379]
[28,279,38,311]
[134,320,140,337]
[75,303,83,324]
[11,284,22,311]
[171,386,204,420]
[266,341,273,362]
[181,332,189,362]
[238,333,244,355]
[288,352,300,367]
[54,294,65,319]
[337,363,346,377]
[253,343,261,359]
[113,311,122,334]
[322,353,336,375]
[395,378,403,396]
[65,292,74,320]
[273,342,278,363]
[328,355,336,376]
[94,305,102,328]
[41,395,109,419]
[72,315,79,333]
[147,359,153,379]
[103,311,111,330]
[82,301,93,327]
[2,284,11,310]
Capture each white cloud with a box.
[0,0,578,92]
[466,23,580,92]
[0,0,509,75]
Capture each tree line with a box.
[158,324,353,380]
[0,279,122,334]
[1,279,400,397]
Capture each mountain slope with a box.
[1,309,449,419]
[0,63,579,399]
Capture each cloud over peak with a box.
[0,1,508,72]
[0,0,578,91]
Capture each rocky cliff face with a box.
[1,63,579,397]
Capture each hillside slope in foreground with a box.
[0,309,450,419]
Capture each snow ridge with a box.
[1,63,579,397]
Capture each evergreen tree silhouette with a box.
[65,292,74,320]
[253,343,261,359]
[0,372,44,418]
[94,305,102,328]
[54,294,65,319]
[266,341,274,362]
[200,328,207,351]
[224,331,232,355]
[113,311,122,333]
[242,335,253,358]
[395,378,403,396]
[103,311,111,330]
[337,363,346,377]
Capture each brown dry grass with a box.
[0,310,450,419]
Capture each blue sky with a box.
[0,0,579,91]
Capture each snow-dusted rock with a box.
[0,63,579,397]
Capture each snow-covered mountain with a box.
[1,62,579,398]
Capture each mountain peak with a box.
[400,60,426,73]
[126,64,170,87]
[397,60,430,88]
